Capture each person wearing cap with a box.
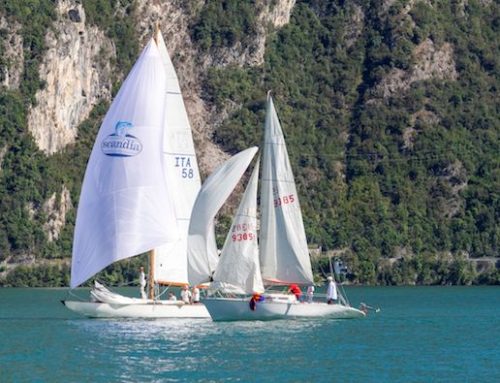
[326,275,338,304]
[139,266,147,299]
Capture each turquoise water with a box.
[1,287,499,382]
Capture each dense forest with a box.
[0,0,498,287]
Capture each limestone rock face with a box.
[133,0,295,175]
[43,186,73,242]
[0,15,24,89]
[27,0,115,154]
[253,0,296,66]
[0,145,7,173]
[20,0,295,170]
[377,39,457,98]
[345,4,365,48]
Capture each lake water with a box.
[0,287,499,382]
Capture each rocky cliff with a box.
[26,0,296,169]
[0,0,498,286]
[27,0,115,154]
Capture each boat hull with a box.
[62,300,210,319]
[203,297,366,321]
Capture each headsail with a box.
[259,95,313,285]
[212,158,264,294]
[187,147,258,286]
[153,30,213,285]
[71,40,178,288]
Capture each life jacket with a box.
[249,293,264,311]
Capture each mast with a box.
[148,249,156,299]
[147,21,160,300]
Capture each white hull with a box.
[62,300,210,319]
[203,297,366,321]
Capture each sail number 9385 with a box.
[232,232,256,242]
[274,194,295,207]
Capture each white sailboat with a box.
[187,146,259,285]
[62,29,210,318]
[193,94,365,321]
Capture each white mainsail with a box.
[153,30,212,285]
[212,158,264,294]
[188,147,258,286]
[70,39,178,288]
[259,95,313,285]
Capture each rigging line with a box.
[291,153,455,163]
[295,149,460,159]
[338,281,351,307]
[310,153,451,159]
[297,148,462,157]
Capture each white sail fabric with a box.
[213,158,264,294]
[188,147,258,286]
[259,96,313,285]
[71,40,178,288]
[153,30,213,285]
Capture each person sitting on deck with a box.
[168,292,177,301]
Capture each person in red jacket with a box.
[288,284,302,302]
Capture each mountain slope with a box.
[0,0,498,286]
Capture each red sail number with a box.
[274,194,295,207]
[232,232,255,242]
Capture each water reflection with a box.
[3,288,499,382]
[67,316,331,381]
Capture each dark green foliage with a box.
[3,263,70,287]
[192,0,259,50]
[0,0,498,286]
[0,0,56,104]
[201,0,499,284]
[0,1,141,285]
[83,0,139,84]
[0,90,45,260]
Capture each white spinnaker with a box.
[188,147,258,286]
[213,158,264,294]
[153,30,214,285]
[259,96,313,285]
[71,40,178,288]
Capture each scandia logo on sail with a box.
[101,121,143,157]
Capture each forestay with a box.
[187,147,258,286]
[71,40,178,288]
[259,96,313,285]
[212,158,264,294]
